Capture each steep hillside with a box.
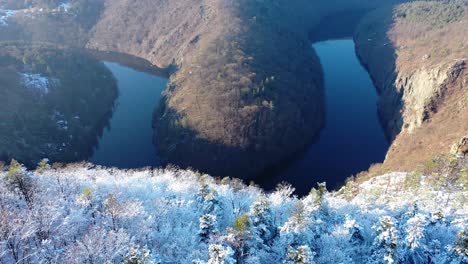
[1,0,410,179]
[354,0,467,172]
[0,43,117,166]
[0,0,103,46]
[0,160,466,263]
[88,0,403,178]
[1,0,464,180]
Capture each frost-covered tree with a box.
[280,201,312,245]
[199,214,218,242]
[35,158,51,173]
[124,243,156,264]
[0,162,466,263]
[284,245,315,264]
[207,244,236,264]
[369,216,401,264]
[403,213,428,263]
[247,197,276,251]
[4,159,35,207]
[198,182,222,215]
[64,227,131,264]
[450,229,468,263]
[104,193,122,230]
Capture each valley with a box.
[0,0,466,263]
[0,0,465,189]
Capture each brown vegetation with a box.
[355,0,467,173]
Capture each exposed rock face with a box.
[355,1,467,171]
[452,137,468,157]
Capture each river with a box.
[267,39,389,194]
[90,61,167,168]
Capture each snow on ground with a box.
[57,2,72,12]
[0,163,466,263]
[0,2,72,24]
[0,9,17,26]
[20,73,58,95]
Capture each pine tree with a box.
[199,214,218,242]
[345,218,364,246]
[369,216,401,264]
[403,213,428,263]
[450,230,468,264]
[124,244,155,264]
[4,159,34,207]
[197,183,221,215]
[35,158,50,174]
[207,244,236,264]
[284,245,315,264]
[248,197,276,251]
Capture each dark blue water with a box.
[272,39,389,194]
[91,62,167,168]
[90,40,388,194]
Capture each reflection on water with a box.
[91,62,168,168]
[268,39,389,195]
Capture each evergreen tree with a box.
[197,183,221,215]
[199,214,218,242]
[450,230,468,264]
[403,213,428,263]
[207,244,236,264]
[369,216,401,264]
[284,245,315,264]
[4,159,34,207]
[345,218,364,246]
[124,244,155,264]
[248,197,276,251]
[35,158,50,174]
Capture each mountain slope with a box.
[354,0,468,172]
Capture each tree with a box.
[403,213,428,263]
[124,243,155,264]
[35,158,50,174]
[4,160,34,207]
[199,214,218,242]
[104,193,122,230]
[284,245,315,264]
[247,197,276,251]
[450,230,468,263]
[369,216,401,264]
[197,183,221,215]
[207,244,236,264]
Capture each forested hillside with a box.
[0,159,466,263]
[0,43,117,166]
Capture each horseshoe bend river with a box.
[89,39,389,195]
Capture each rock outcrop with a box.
[452,136,468,157]
[355,0,467,171]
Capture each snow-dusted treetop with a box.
[0,161,466,263]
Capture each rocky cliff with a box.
[355,0,467,171]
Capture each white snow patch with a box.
[0,9,17,26]
[20,73,58,95]
[58,2,71,12]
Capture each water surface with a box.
[269,39,389,194]
[91,62,167,168]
